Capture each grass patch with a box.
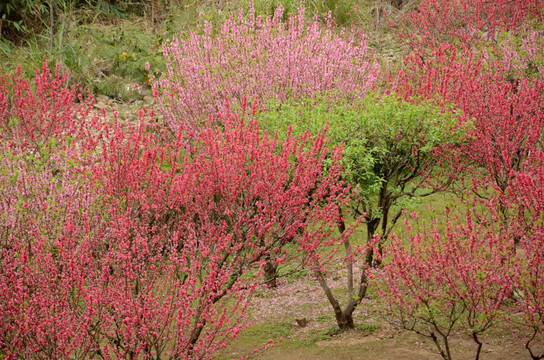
[357,323,381,333]
[216,320,296,359]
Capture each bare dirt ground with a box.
[219,274,541,360]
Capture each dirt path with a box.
[219,275,539,360]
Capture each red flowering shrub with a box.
[394,0,543,49]
[507,160,544,359]
[0,145,105,358]
[0,63,351,358]
[387,5,544,356]
[0,62,94,152]
[396,41,544,220]
[85,102,350,357]
[375,210,518,360]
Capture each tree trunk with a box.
[365,218,379,266]
[263,259,277,288]
[472,332,483,360]
[317,272,356,330]
[335,311,355,330]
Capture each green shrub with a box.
[259,93,468,246]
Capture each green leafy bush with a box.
[259,93,468,245]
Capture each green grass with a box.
[216,320,296,359]
[357,323,381,333]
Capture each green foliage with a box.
[357,322,381,332]
[70,21,163,96]
[240,0,364,26]
[316,314,331,323]
[259,93,467,239]
[262,93,462,190]
[0,0,48,38]
[1,16,163,98]
[0,0,174,98]
[0,0,127,44]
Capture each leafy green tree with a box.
[259,94,467,328]
[263,94,465,245]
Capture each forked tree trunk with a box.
[316,270,365,330]
[335,311,355,330]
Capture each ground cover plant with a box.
[1,0,544,359]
